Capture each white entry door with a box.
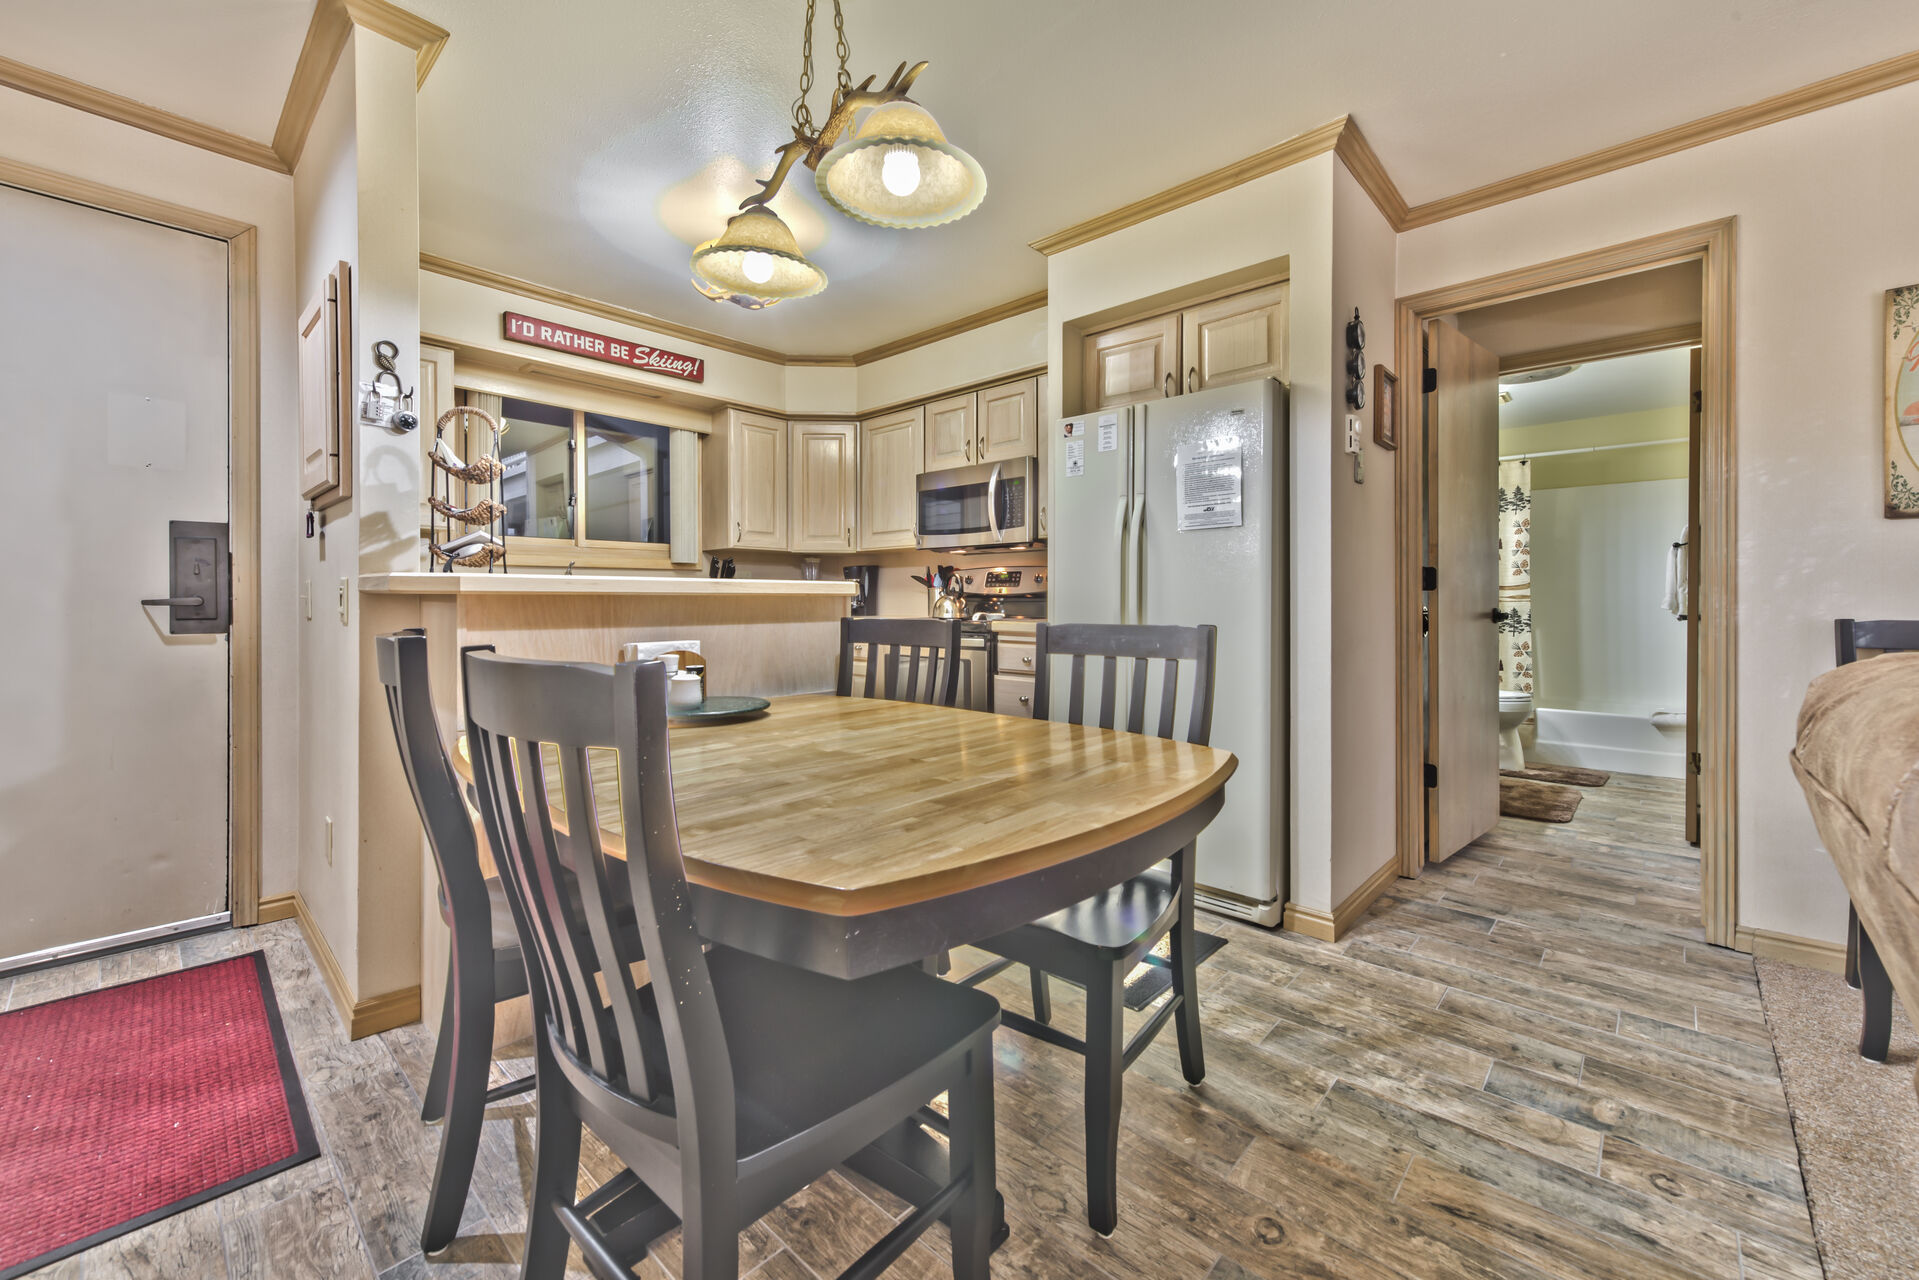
[0,184,231,964]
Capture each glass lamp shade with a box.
[815,101,986,229]
[690,207,826,300]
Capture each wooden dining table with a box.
[457,691,1238,980]
[454,690,1237,1247]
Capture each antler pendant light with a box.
[690,0,985,306]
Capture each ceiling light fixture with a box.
[689,0,986,307]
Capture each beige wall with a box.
[1502,407,1690,489]
[1046,152,1339,916]
[1397,79,1919,948]
[855,310,1047,413]
[0,87,303,906]
[1328,158,1402,907]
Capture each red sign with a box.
[502,312,705,384]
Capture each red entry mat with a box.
[0,951,319,1277]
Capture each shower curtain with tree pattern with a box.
[1498,459,1534,693]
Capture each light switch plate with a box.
[1345,416,1362,454]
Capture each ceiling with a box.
[10,1,1919,356]
[1498,347,1693,430]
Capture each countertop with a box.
[359,572,857,598]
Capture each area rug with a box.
[1499,776,1583,823]
[1123,931,1227,1010]
[1500,763,1611,788]
[0,952,318,1278]
[1758,956,1919,1280]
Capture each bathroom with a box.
[1495,346,1695,818]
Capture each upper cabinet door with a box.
[1083,313,1180,411]
[1180,282,1289,393]
[924,391,978,471]
[860,407,923,550]
[977,376,1038,463]
[731,409,788,549]
[789,421,858,552]
[297,282,338,499]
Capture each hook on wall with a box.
[359,339,418,431]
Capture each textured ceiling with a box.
[3,0,314,140]
[1499,348,1693,430]
[12,1,1919,356]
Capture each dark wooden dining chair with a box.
[1834,618,1919,1061]
[958,621,1216,1235]
[375,630,536,1255]
[461,649,1001,1280]
[836,616,964,707]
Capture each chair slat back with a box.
[1836,618,1919,665]
[836,617,964,707]
[1032,622,1218,746]
[462,649,731,1152]
[376,631,491,944]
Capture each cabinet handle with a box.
[1017,695,1030,706]
[965,437,972,460]
[1020,654,1032,666]
[1163,372,1174,397]
[1187,366,1197,393]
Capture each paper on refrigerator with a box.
[1175,441,1243,531]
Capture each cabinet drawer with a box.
[997,638,1036,676]
[994,672,1035,717]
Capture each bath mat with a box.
[0,952,318,1278]
[1499,776,1583,823]
[1501,763,1611,788]
[1123,931,1227,1010]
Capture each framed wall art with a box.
[1373,365,1398,450]
[1887,282,1919,517]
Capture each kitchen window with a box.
[478,392,676,568]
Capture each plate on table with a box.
[668,695,770,723]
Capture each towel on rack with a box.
[1663,531,1689,618]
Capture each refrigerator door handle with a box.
[1115,494,1131,625]
[1130,495,1147,624]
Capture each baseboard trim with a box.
[256,892,297,924]
[1735,925,1847,975]
[293,892,423,1039]
[1282,855,1402,943]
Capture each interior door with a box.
[1180,283,1290,393]
[1083,314,1180,410]
[1426,323,1502,862]
[1685,348,1702,844]
[0,185,231,963]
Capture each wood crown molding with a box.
[0,53,288,173]
[1398,46,1919,229]
[424,253,1048,369]
[1332,117,1410,229]
[1498,322,1702,376]
[1030,117,1350,255]
[1281,855,1402,943]
[275,0,448,171]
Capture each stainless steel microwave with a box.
[916,456,1041,550]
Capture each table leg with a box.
[843,1119,1008,1253]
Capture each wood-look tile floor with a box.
[17,772,1821,1280]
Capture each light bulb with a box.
[741,251,774,285]
[881,148,921,197]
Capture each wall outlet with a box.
[324,816,334,866]
[337,578,350,626]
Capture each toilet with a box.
[1498,689,1534,771]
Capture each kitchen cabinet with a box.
[1083,313,1180,411]
[788,421,858,552]
[1180,282,1289,392]
[1079,281,1289,412]
[993,671,1035,718]
[705,408,787,550]
[859,406,923,550]
[978,376,1038,463]
[924,391,978,471]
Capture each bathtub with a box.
[1522,707,1687,779]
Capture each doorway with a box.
[0,173,259,969]
[1394,220,1737,945]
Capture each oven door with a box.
[917,457,1037,550]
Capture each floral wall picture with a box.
[1887,283,1919,517]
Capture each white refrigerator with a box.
[1050,379,1288,924]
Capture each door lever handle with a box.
[143,595,206,608]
